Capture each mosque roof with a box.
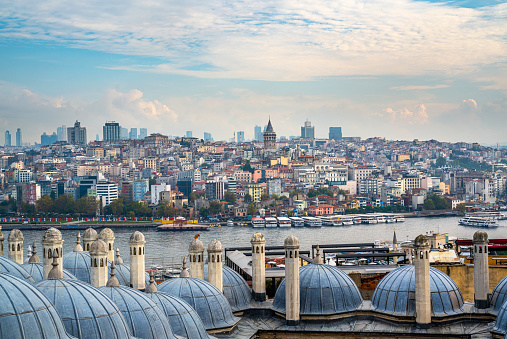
[62,251,111,284]
[0,272,74,339]
[204,264,252,312]
[189,237,204,252]
[157,277,240,330]
[114,263,150,287]
[21,262,77,281]
[371,265,464,317]
[99,228,115,240]
[0,254,35,283]
[207,239,222,252]
[492,297,507,336]
[129,231,145,243]
[273,264,363,315]
[490,275,507,314]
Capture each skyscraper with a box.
[139,128,148,139]
[56,125,67,141]
[129,128,138,139]
[254,125,262,141]
[301,120,315,139]
[121,127,128,140]
[186,131,193,138]
[41,133,50,146]
[204,132,213,142]
[263,118,276,150]
[67,120,87,145]
[16,128,22,147]
[103,122,121,141]
[4,131,11,147]
[237,131,245,143]
[329,127,342,141]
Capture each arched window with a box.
[261,247,264,253]
[94,259,97,267]
[420,251,424,259]
[109,244,112,250]
[193,255,196,262]
[100,259,104,267]
[425,251,428,259]
[55,248,59,257]
[17,244,20,251]
[290,251,293,258]
[295,250,298,257]
[139,247,142,255]
[48,249,52,258]
[143,247,144,254]
[133,247,136,255]
[87,244,90,251]
[256,246,259,254]
[479,246,482,253]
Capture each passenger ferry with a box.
[361,215,378,224]
[251,217,265,228]
[386,216,396,223]
[227,220,234,227]
[277,217,292,227]
[265,217,278,228]
[319,216,335,226]
[376,215,387,223]
[339,215,354,226]
[289,217,305,227]
[466,211,507,220]
[395,215,405,222]
[459,216,498,227]
[302,216,322,227]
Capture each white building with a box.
[96,182,118,207]
[151,183,170,205]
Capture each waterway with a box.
[15,216,507,268]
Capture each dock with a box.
[156,224,210,231]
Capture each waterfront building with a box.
[67,120,87,145]
[103,121,121,141]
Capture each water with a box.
[12,216,507,268]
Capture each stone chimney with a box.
[414,234,431,327]
[8,229,24,265]
[251,232,266,301]
[473,230,489,309]
[284,235,300,326]
[42,227,64,279]
[129,231,146,290]
[90,239,109,287]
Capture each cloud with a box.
[390,84,450,91]
[380,104,428,124]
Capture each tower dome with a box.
[490,275,507,314]
[22,262,77,281]
[42,227,63,242]
[273,264,362,315]
[82,227,98,251]
[0,272,74,339]
[158,277,240,331]
[8,228,24,242]
[189,237,204,252]
[371,265,464,317]
[204,264,252,312]
[0,254,35,283]
[130,231,145,243]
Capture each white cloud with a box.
[390,84,450,91]
[380,104,428,124]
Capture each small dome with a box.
[189,238,204,252]
[0,272,74,339]
[0,255,35,283]
[83,227,98,241]
[372,265,464,317]
[158,277,239,330]
[251,232,265,243]
[273,264,362,315]
[99,285,177,339]
[146,291,211,339]
[8,228,24,242]
[35,278,135,339]
[493,299,507,336]
[473,230,488,243]
[21,262,77,281]
[62,251,111,284]
[414,234,429,248]
[99,227,115,240]
[42,227,62,242]
[207,239,222,252]
[490,275,507,314]
[284,235,299,247]
[129,231,145,243]
[90,239,108,254]
[114,263,150,287]
[204,264,252,312]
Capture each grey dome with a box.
[251,232,265,243]
[114,263,150,287]
[189,238,204,252]
[99,227,115,240]
[273,264,362,315]
[284,235,299,247]
[490,275,507,314]
[0,272,74,339]
[21,262,77,281]
[62,251,111,284]
[207,239,222,252]
[129,231,145,243]
[158,277,239,330]
[372,265,464,317]
[204,264,252,312]
[35,278,134,339]
[82,227,98,241]
[99,285,177,339]
[0,254,35,283]
[90,239,108,253]
[146,291,211,339]
[493,299,507,336]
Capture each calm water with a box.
[13,216,507,268]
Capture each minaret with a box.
[180,257,190,278]
[284,235,300,326]
[414,234,431,327]
[129,231,146,290]
[83,227,98,251]
[8,229,24,264]
[99,228,115,262]
[189,234,204,280]
[74,232,83,252]
[28,242,40,263]
[251,232,266,301]
[473,230,489,308]
[393,229,398,265]
[145,271,158,293]
[0,226,4,256]
[90,239,109,287]
[42,227,64,279]
[207,239,223,292]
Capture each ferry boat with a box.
[302,216,322,227]
[353,216,362,224]
[338,215,354,226]
[319,216,335,226]
[386,216,396,223]
[277,217,292,227]
[227,220,234,227]
[251,217,265,228]
[361,215,378,224]
[289,216,305,227]
[395,215,405,222]
[265,217,278,228]
[459,216,498,227]
[376,215,387,223]
[466,211,507,220]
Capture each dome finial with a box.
[106,262,120,287]
[145,270,158,293]
[180,257,190,278]
[74,232,83,252]
[48,249,63,280]
[28,241,40,263]
[114,248,124,265]
[315,245,322,264]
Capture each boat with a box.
[251,217,265,228]
[361,215,378,224]
[265,217,278,228]
[157,224,210,231]
[459,216,498,227]
[466,211,507,220]
[338,215,354,226]
[386,216,396,223]
[332,220,344,226]
[376,216,386,223]
[277,217,292,227]
[289,217,304,227]
[302,216,322,227]
[227,220,234,227]
[395,215,405,222]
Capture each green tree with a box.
[50,190,56,200]
[224,191,237,204]
[247,203,257,216]
[455,203,466,212]
[54,194,75,214]
[423,199,435,210]
[260,193,270,201]
[199,207,209,218]
[36,195,54,214]
[20,202,36,215]
[289,190,300,197]
[241,160,254,174]
[244,194,252,203]
[109,198,124,217]
[209,201,221,214]
[435,157,447,167]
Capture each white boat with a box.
[459,216,497,227]
[376,216,387,223]
[332,220,344,226]
[319,216,335,226]
[339,215,354,226]
[395,215,405,222]
[227,220,234,227]
[290,217,305,227]
[302,216,322,227]
[251,217,265,228]
[277,217,292,227]
[361,215,378,224]
[466,211,507,220]
[386,216,396,223]
[265,217,278,227]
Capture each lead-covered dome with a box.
[21,262,77,281]
[273,264,362,315]
[0,272,74,339]
[372,265,464,317]
[492,299,507,336]
[114,263,150,287]
[0,254,35,283]
[490,275,507,314]
[189,238,204,252]
[129,231,145,243]
[204,264,252,312]
[62,251,111,284]
[158,277,239,330]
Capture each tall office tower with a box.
[329,127,342,141]
[16,128,22,147]
[103,122,121,141]
[129,128,138,139]
[41,133,50,146]
[121,127,128,140]
[203,132,213,142]
[67,120,87,145]
[263,118,276,150]
[254,125,261,141]
[237,131,245,143]
[4,131,11,147]
[49,132,58,144]
[301,120,315,139]
[139,128,148,139]
[96,134,99,141]
[186,131,192,138]
[56,125,67,141]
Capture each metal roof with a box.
[491,275,507,314]
[204,264,252,312]
[21,262,77,281]
[0,254,35,283]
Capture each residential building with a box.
[247,183,262,202]
[67,120,87,145]
[96,182,118,206]
[132,179,149,201]
[151,183,170,205]
[206,180,225,200]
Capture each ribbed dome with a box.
[204,264,252,312]
[490,275,507,314]
[251,232,265,243]
[99,285,177,339]
[90,239,108,253]
[284,235,299,247]
[492,299,507,336]
[158,277,239,330]
[273,264,362,315]
[114,263,150,287]
[0,254,35,283]
[371,265,464,317]
[83,227,98,241]
[21,262,77,281]
[0,272,74,339]
[62,251,111,284]
[146,291,211,339]
[99,227,115,240]
[207,239,222,252]
[8,228,24,241]
[35,278,134,339]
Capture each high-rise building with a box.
[41,133,50,146]
[129,128,138,139]
[186,131,193,138]
[121,128,128,140]
[56,125,67,141]
[16,128,22,147]
[263,118,276,150]
[4,131,11,147]
[204,132,213,142]
[67,121,87,145]
[103,122,121,141]
[96,181,118,206]
[49,132,57,144]
[237,131,245,143]
[329,127,342,141]
[139,128,148,139]
[301,120,315,139]
[254,125,262,141]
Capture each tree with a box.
[247,203,257,216]
[36,195,54,214]
[423,199,435,210]
[109,198,124,217]
[53,194,75,215]
[244,194,252,203]
[50,190,56,201]
[209,201,221,214]
[241,160,254,174]
[199,207,209,218]
[436,157,447,167]
[289,190,300,197]
[224,191,236,205]
[260,193,270,201]
[20,202,36,216]
[455,203,466,212]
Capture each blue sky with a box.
[0,0,506,144]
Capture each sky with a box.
[0,0,506,144]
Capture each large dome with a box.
[204,264,252,312]
[273,264,363,315]
[158,277,239,330]
[0,254,35,283]
[35,278,134,339]
[21,262,77,281]
[99,285,177,339]
[62,251,111,284]
[0,272,74,339]
[114,263,150,287]
[491,275,507,314]
[492,299,507,336]
[371,265,464,317]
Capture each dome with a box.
[62,251,111,284]
[99,285,177,339]
[490,275,507,314]
[114,263,150,287]
[8,228,23,242]
[90,239,108,253]
[83,227,98,241]
[35,278,135,339]
[99,227,115,240]
[273,264,362,315]
[129,231,145,243]
[0,272,74,339]
[158,277,239,330]
[284,235,299,247]
[189,238,204,252]
[493,299,507,336]
[42,227,62,242]
[371,265,464,317]
[473,230,488,243]
[251,232,265,243]
[204,264,252,312]
[414,234,429,248]
[0,254,35,283]
[207,239,222,252]
[21,262,77,281]
[146,291,211,339]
